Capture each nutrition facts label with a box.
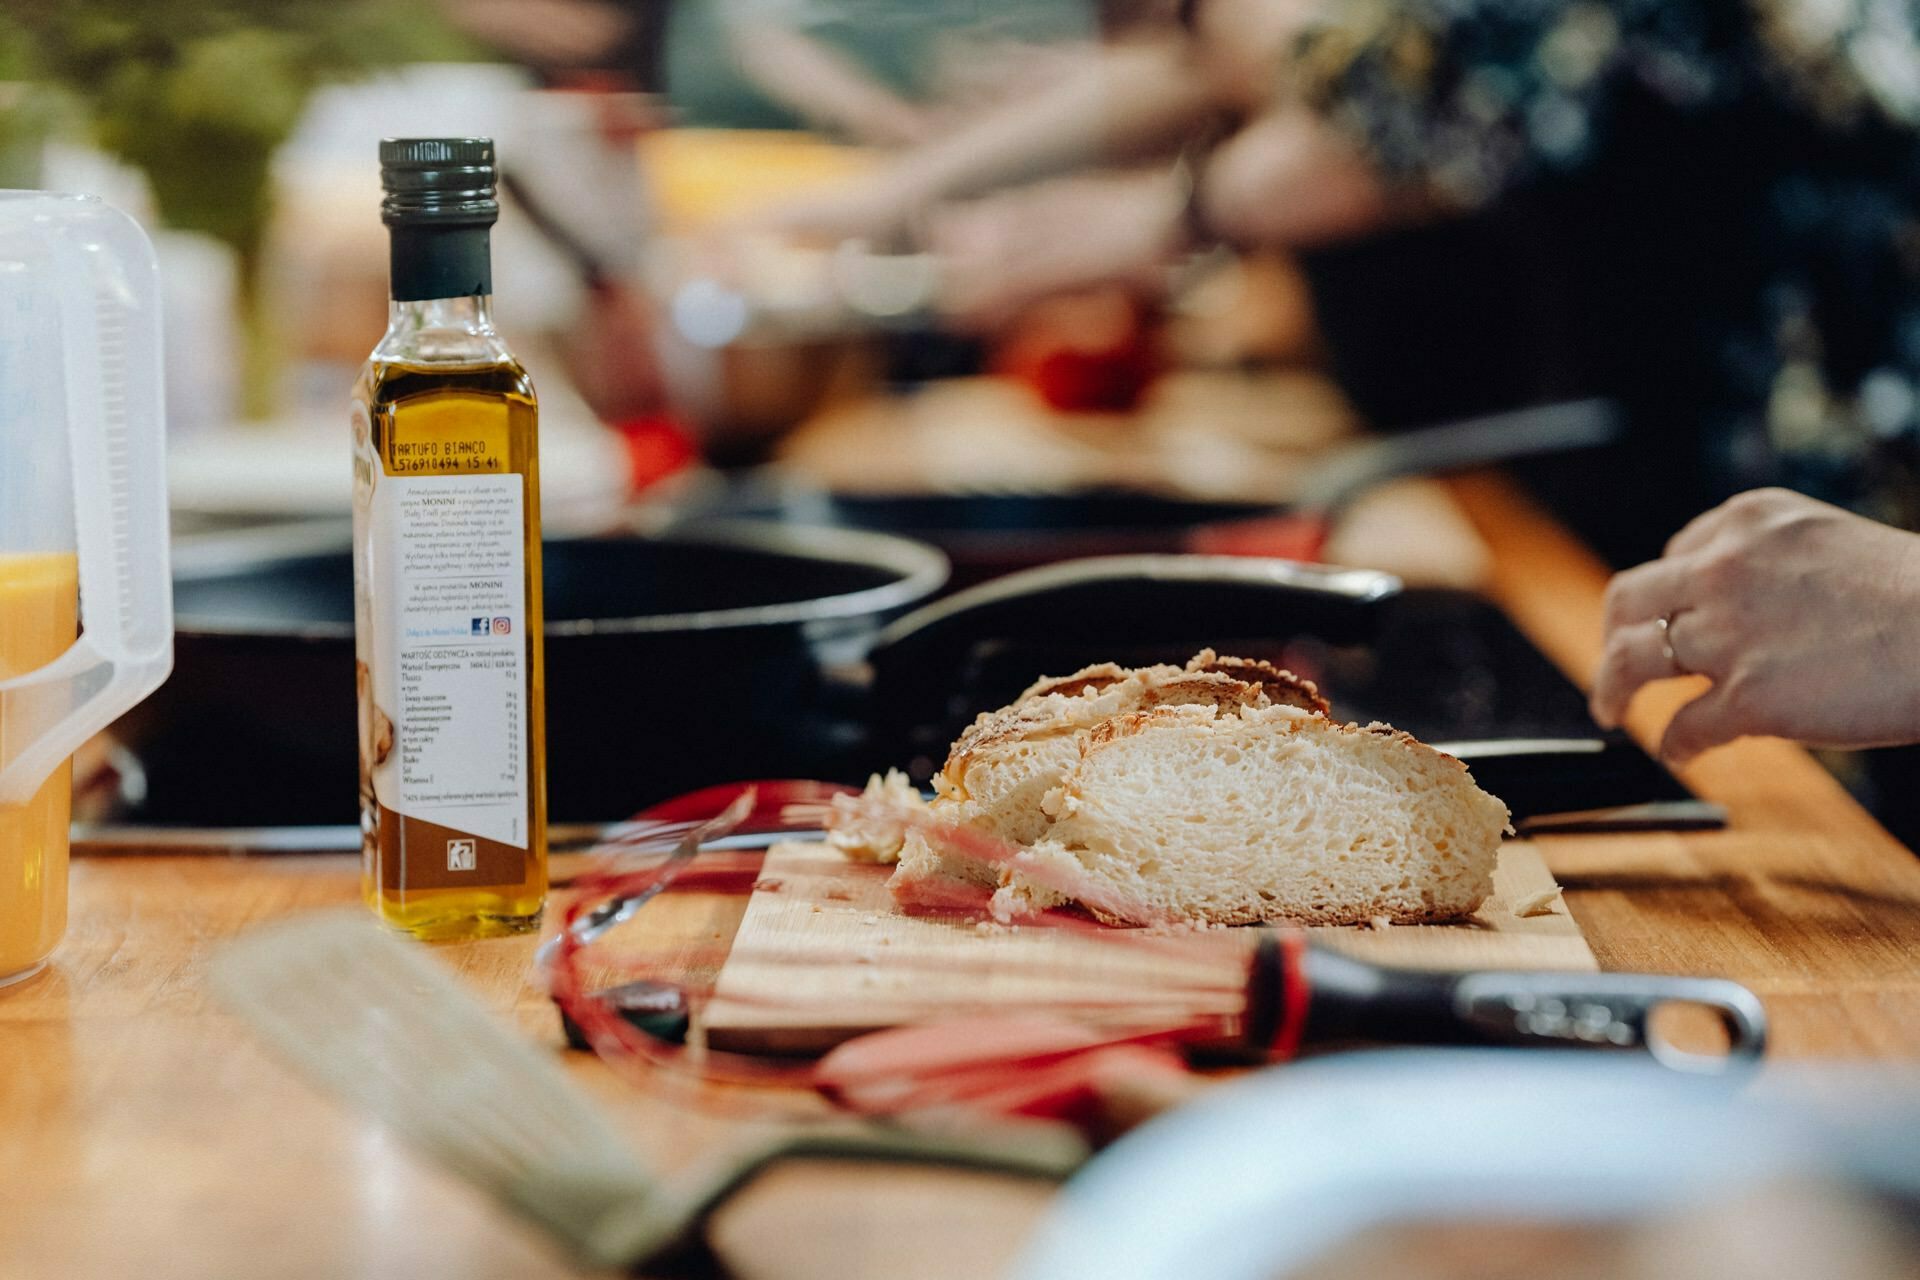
[369,473,528,849]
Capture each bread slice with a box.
[1002,703,1508,926]
[882,652,1506,927]
[891,651,1329,902]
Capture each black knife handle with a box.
[1287,945,1767,1072]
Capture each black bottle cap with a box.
[379,137,498,227]
[379,138,496,300]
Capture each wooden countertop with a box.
[8,473,1920,1279]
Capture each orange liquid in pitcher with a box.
[0,552,79,983]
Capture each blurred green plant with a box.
[2,0,483,416]
[0,21,73,186]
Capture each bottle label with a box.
[381,395,512,475]
[366,472,529,889]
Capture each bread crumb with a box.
[752,878,783,893]
[1515,888,1564,918]
[826,769,926,864]
[1364,915,1392,931]
[810,904,823,914]
[860,913,880,926]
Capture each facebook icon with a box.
[470,617,488,636]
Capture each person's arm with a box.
[1194,105,1399,248]
[1591,488,1920,762]
[929,167,1188,326]
[882,0,1333,201]
[436,0,636,72]
[925,103,1402,326]
[726,22,933,146]
[766,35,1225,243]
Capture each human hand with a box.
[1590,488,1920,763]
[930,169,1183,329]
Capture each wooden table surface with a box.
[7,473,1920,1280]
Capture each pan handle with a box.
[1448,971,1768,1071]
[1300,948,1767,1073]
[869,553,1399,669]
[1291,397,1624,516]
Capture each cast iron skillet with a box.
[134,523,1394,826]
[819,399,1620,585]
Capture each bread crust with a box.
[945,700,1087,788]
[1182,650,1329,716]
[951,652,1325,784]
[1075,706,1477,784]
[1137,672,1268,711]
[1017,663,1132,702]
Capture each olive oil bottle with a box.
[351,138,547,938]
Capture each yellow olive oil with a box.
[351,139,547,939]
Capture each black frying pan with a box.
[818,399,1622,585]
[130,526,1397,827]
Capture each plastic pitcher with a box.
[0,192,173,985]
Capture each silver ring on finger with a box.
[1656,613,1688,675]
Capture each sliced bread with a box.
[895,652,1327,894]
[882,652,1507,927]
[1000,703,1508,926]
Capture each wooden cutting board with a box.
[703,841,1595,1055]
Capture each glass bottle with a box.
[351,138,547,938]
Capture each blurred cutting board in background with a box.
[702,840,1594,1055]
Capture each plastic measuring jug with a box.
[0,192,173,985]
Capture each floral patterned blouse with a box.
[1293,0,1920,532]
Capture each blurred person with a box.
[757,30,1237,246]
[1245,0,1920,572]
[440,0,1116,432]
[457,0,1920,583]
[767,0,1920,566]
